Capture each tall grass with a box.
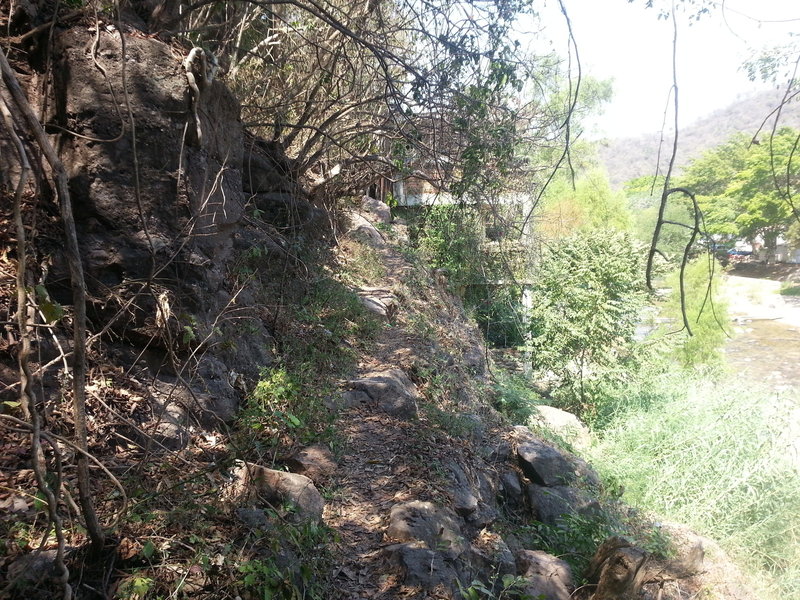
[589,375,800,598]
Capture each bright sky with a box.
[537,0,799,138]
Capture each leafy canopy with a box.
[680,128,800,252]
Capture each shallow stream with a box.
[723,275,800,389]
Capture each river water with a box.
[723,275,800,389]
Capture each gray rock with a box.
[348,212,385,247]
[516,550,573,600]
[527,484,601,525]
[446,461,479,518]
[487,439,514,463]
[517,439,576,487]
[235,507,269,529]
[361,195,392,224]
[286,444,337,483]
[500,470,524,507]
[147,379,191,450]
[384,541,461,590]
[356,287,398,320]
[6,550,60,585]
[387,500,468,557]
[350,369,419,419]
[335,389,371,410]
[530,405,592,451]
[469,531,516,577]
[191,355,241,423]
[223,462,324,523]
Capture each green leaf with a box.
[39,299,64,324]
[33,490,48,511]
[141,540,156,559]
[182,326,196,344]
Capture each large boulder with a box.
[516,438,576,487]
[530,405,592,451]
[361,195,392,224]
[285,444,337,483]
[386,500,468,557]
[384,541,461,591]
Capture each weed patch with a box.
[590,376,800,598]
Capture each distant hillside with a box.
[596,89,800,188]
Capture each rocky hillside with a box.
[0,7,759,600]
[596,88,800,187]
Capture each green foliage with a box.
[417,205,487,286]
[116,575,154,600]
[658,257,728,369]
[538,169,632,238]
[239,368,304,434]
[516,512,623,579]
[526,230,648,417]
[680,129,800,258]
[458,574,531,599]
[491,370,543,424]
[237,520,333,600]
[590,376,800,599]
[415,204,527,347]
[779,282,800,296]
[465,284,526,348]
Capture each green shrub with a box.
[779,282,800,296]
[525,229,648,418]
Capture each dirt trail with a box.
[324,226,496,599]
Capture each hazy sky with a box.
[537,0,799,138]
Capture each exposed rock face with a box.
[0,24,302,441]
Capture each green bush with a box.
[526,230,648,418]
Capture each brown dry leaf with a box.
[0,495,28,513]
